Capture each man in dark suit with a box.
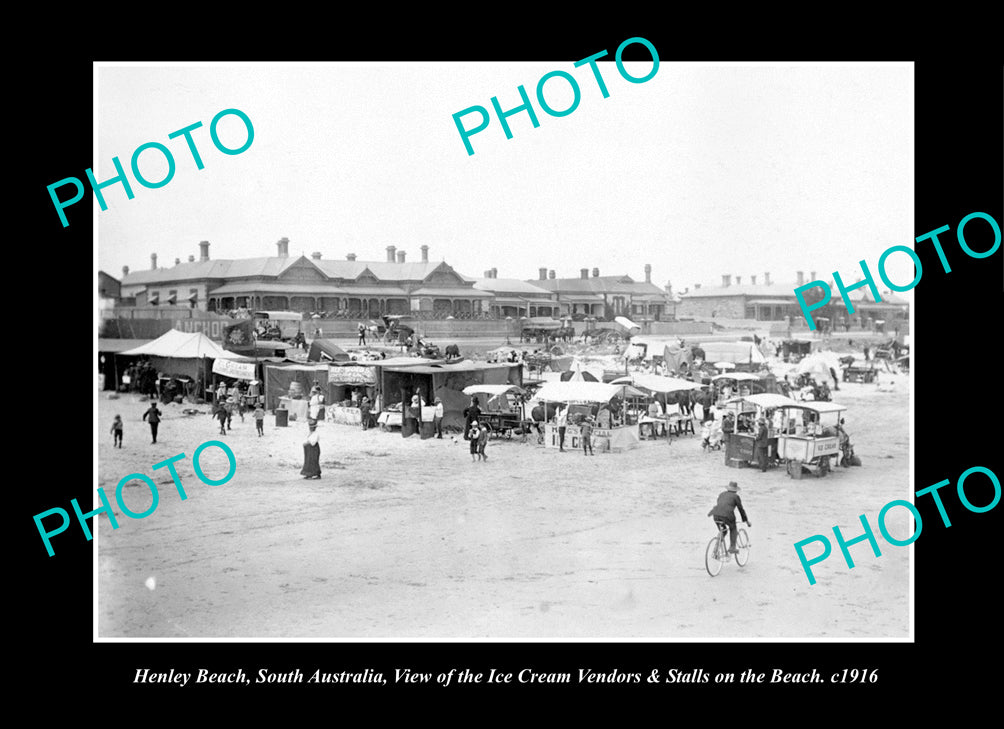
[142,403,162,444]
[708,481,751,554]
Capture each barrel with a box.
[275,408,289,427]
[401,416,417,438]
[288,382,305,399]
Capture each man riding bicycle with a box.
[708,481,751,554]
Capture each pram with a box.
[701,419,723,452]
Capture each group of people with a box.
[109,401,163,447]
[121,359,159,397]
[551,404,596,455]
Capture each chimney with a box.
[581,268,589,279]
[346,253,357,261]
[311,252,322,260]
[199,240,210,261]
[721,274,730,287]
[810,270,816,281]
[751,274,757,286]
[796,271,804,286]
[765,272,771,286]
[491,267,498,279]
[396,250,406,263]
[695,283,702,289]
[420,245,429,262]
[277,237,289,258]
[592,268,599,278]
[151,253,158,270]
[187,255,195,262]
[174,257,181,266]
[735,275,742,286]
[386,245,396,262]
[644,263,652,283]
[484,270,492,278]
[122,265,129,277]
[539,267,547,280]
[549,270,556,279]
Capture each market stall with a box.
[377,359,522,437]
[534,381,645,452]
[325,362,379,425]
[612,373,704,440]
[721,393,799,469]
[775,401,848,478]
[461,384,527,439]
[262,362,329,411]
[118,329,250,401]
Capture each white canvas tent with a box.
[118,329,247,393]
[700,341,766,365]
[119,329,243,360]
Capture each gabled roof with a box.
[121,255,468,287]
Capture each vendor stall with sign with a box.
[721,393,799,468]
[535,381,645,452]
[775,400,848,477]
[325,362,378,426]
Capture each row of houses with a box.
[100,239,908,328]
[106,239,677,322]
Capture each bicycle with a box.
[705,519,751,576]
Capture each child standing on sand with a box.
[469,422,481,462]
[253,403,265,436]
[111,415,123,448]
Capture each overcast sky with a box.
[95,61,913,298]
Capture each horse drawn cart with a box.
[842,359,877,383]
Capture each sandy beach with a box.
[95,357,911,640]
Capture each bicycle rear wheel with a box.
[705,537,724,576]
[735,529,751,567]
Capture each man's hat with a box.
[726,481,740,492]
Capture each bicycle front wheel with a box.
[735,529,751,567]
[705,537,723,576]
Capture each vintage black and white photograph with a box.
[93,60,914,640]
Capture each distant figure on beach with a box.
[580,415,595,456]
[215,402,228,435]
[433,398,444,438]
[301,421,321,479]
[254,403,265,436]
[142,403,161,444]
[111,414,123,448]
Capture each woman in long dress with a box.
[301,420,321,479]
